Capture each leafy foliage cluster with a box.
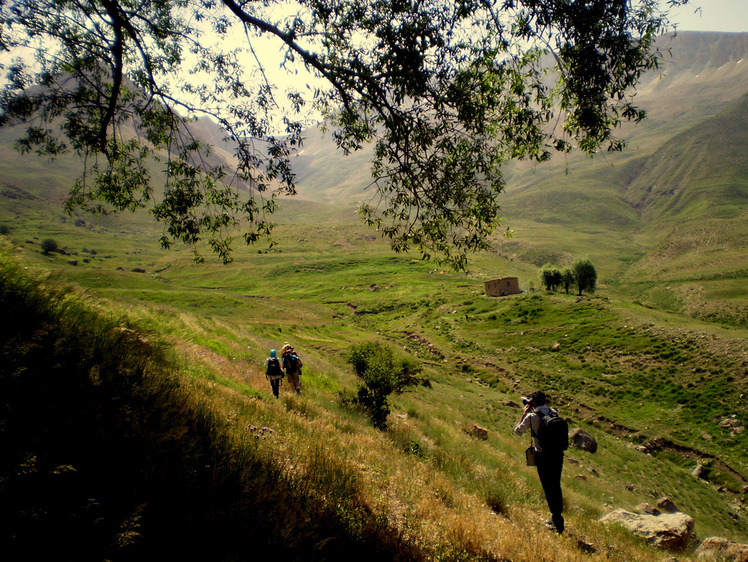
[345,341,428,430]
[40,237,58,255]
[0,0,688,267]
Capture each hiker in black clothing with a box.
[264,349,283,398]
[514,390,565,534]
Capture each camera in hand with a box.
[522,396,533,406]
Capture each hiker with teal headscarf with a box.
[265,349,283,398]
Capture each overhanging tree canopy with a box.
[0,0,689,267]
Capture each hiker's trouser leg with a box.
[270,379,280,398]
[287,371,300,392]
[536,451,564,517]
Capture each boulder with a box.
[570,428,598,453]
[599,509,694,551]
[695,537,748,561]
[468,425,488,440]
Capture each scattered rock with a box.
[67,260,78,266]
[551,342,561,352]
[692,463,708,480]
[719,415,744,436]
[504,400,521,409]
[576,538,596,554]
[656,497,679,514]
[570,428,598,453]
[131,267,146,273]
[695,537,748,561]
[599,509,694,551]
[466,425,488,440]
[635,438,666,455]
[636,503,661,516]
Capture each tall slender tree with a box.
[0,0,689,267]
[572,258,597,296]
[562,268,575,295]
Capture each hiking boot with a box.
[551,514,564,534]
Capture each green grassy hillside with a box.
[614,93,748,326]
[1,196,746,560]
[1,30,748,561]
[626,92,748,223]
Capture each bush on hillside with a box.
[40,238,58,255]
[344,341,428,430]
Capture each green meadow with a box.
[2,183,746,560]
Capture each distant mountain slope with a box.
[289,32,748,205]
[629,32,748,133]
[618,91,748,294]
[626,91,748,223]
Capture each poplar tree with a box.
[573,258,597,296]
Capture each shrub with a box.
[40,238,59,255]
[344,341,427,430]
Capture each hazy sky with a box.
[667,0,748,33]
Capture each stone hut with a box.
[484,277,520,297]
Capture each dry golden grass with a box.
[166,330,694,561]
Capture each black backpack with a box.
[283,354,298,372]
[533,409,569,453]
[266,357,282,377]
